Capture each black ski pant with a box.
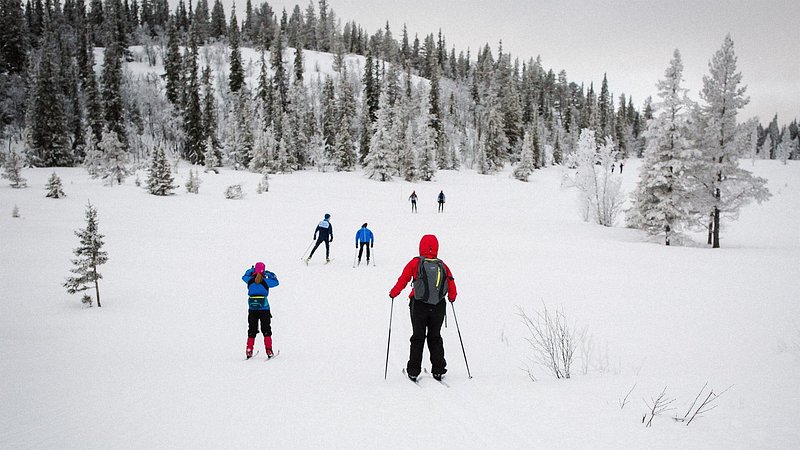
[358,242,371,262]
[407,299,447,377]
[248,309,272,337]
[309,238,330,259]
[411,201,417,213]
[438,201,444,212]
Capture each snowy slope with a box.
[1,161,799,448]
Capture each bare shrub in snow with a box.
[518,304,582,380]
[643,386,676,427]
[674,382,733,426]
[619,383,636,409]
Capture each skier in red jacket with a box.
[389,234,457,381]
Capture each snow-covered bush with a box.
[225,184,244,199]
[565,129,624,227]
[12,204,20,218]
[256,171,269,194]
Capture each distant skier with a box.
[307,213,334,264]
[389,234,458,381]
[409,190,418,213]
[355,223,374,266]
[619,160,624,174]
[242,262,280,359]
[437,190,446,213]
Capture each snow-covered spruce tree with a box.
[250,126,276,172]
[513,128,536,181]
[776,127,794,164]
[693,35,770,248]
[203,136,220,173]
[365,89,395,181]
[82,132,103,178]
[228,4,245,94]
[333,73,357,171]
[569,129,624,226]
[626,50,698,245]
[182,27,204,165]
[12,204,20,217]
[2,149,27,188]
[101,42,127,152]
[415,113,437,181]
[185,169,201,193]
[64,202,108,307]
[45,172,66,198]
[98,129,130,186]
[146,146,176,195]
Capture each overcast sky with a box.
[225,0,799,123]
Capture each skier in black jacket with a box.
[306,213,334,263]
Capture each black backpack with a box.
[413,257,448,305]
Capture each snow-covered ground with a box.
[1,160,799,448]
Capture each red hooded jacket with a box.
[389,234,457,301]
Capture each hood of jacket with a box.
[418,234,439,258]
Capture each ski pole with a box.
[384,297,394,380]
[371,247,376,266]
[300,240,313,260]
[352,246,358,268]
[450,302,472,379]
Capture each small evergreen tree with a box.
[185,169,201,193]
[513,129,536,181]
[98,129,129,185]
[64,202,108,307]
[45,172,66,198]
[256,170,269,193]
[203,137,220,173]
[146,146,177,195]
[2,149,27,188]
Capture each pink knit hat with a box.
[254,262,265,274]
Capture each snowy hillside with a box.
[1,161,799,448]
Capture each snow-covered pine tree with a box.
[333,74,357,171]
[2,149,27,188]
[146,145,176,195]
[228,4,244,93]
[694,35,771,248]
[251,126,276,172]
[45,172,66,198]
[164,19,183,105]
[416,114,437,181]
[513,128,536,181]
[185,169,201,193]
[101,42,127,151]
[64,202,108,307]
[776,127,794,164]
[365,89,395,181]
[475,134,490,175]
[182,27,204,165]
[627,50,698,245]
[98,129,129,186]
[203,137,220,173]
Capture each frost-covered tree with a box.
[98,129,130,185]
[693,35,770,248]
[513,128,536,181]
[256,170,269,193]
[365,90,394,181]
[224,183,244,199]
[251,126,276,172]
[228,5,245,93]
[415,115,437,181]
[64,202,108,307]
[203,137,220,173]
[776,127,794,164]
[2,149,27,188]
[627,50,698,245]
[185,169,201,193]
[146,146,176,195]
[45,172,66,198]
[569,129,624,227]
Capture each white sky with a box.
[222,0,799,123]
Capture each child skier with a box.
[389,234,457,381]
[242,262,280,358]
[307,213,334,264]
[355,223,374,265]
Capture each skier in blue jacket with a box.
[355,223,374,265]
[242,262,279,358]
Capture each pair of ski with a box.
[403,368,450,388]
[244,350,280,362]
[302,258,334,266]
